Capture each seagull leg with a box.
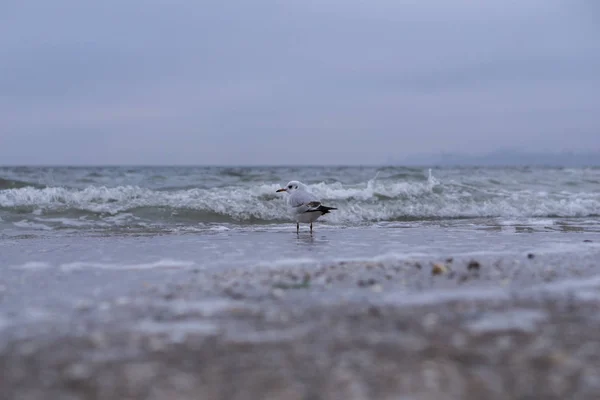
[296,223,299,233]
[310,223,313,233]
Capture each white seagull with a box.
[276,180,337,233]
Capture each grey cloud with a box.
[0,0,598,165]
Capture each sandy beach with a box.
[2,231,600,399]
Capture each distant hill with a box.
[394,150,600,167]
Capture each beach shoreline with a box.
[2,243,600,399]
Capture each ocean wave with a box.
[0,178,45,190]
[1,178,599,226]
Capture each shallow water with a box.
[2,225,598,273]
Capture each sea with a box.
[1,165,599,272]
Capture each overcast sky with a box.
[1,0,599,165]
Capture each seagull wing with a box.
[288,190,320,210]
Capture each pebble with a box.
[431,263,448,275]
[368,306,381,317]
[451,333,467,348]
[116,297,131,306]
[356,278,379,288]
[75,300,92,312]
[422,313,439,330]
[370,284,383,293]
[467,260,480,271]
[65,363,92,381]
[148,336,167,352]
[19,342,37,356]
[90,332,108,348]
[496,336,513,350]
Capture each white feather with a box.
[277,180,334,226]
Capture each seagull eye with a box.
[288,185,292,189]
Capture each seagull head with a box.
[276,180,303,193]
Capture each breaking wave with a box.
[1,174,599,229]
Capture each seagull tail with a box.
[315,205,337,214]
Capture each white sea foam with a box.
[466,309,548,334]
[34,217,94,227]
[9,261,52,270]
[13,220,52,230]
[254,257,322,269]
[1,173,599,227]
[160,298,259,318]
[134,320,220,342]
[59,259,196,271]
[8,259,197,271]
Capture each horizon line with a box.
[1,163,599,168]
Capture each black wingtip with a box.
[305,205,337,214]
[318,205,337,214]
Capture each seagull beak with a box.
[276,188,287,192]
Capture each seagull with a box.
[276,180,337,233]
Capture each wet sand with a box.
[2,243,600,400]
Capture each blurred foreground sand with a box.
[2,251,600,399]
